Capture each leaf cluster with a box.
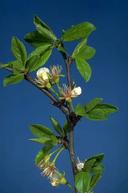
[1,16,96,86]
[75,154,104,193]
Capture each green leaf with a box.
[26,55,40,72]
[83,159,97,172]
[90,173,102,189]
[34,16,57,41]
[77,46,96,60]
[75,171,91,193]
[3,73,24,86]
[72,38,96,61]
[82,154,104,190]
[39,48,52,68]
[29,135,58,145]
[35,144,53,165]
[30,124,54,138]
[62,22,96,42]
[34,16,53,32]
[28,44,52,70]
[84,153,104,172]
[85,104,118,120]
[9,60,25,73]
[72,38,87,58]
[76,57,92,82]
[75,104,87,116]
[28,47,53,70]
[29,136,51,144]
[75,99,118,120]
[0,63,13,69]
[85,98,103,112]
[24,31,52,47]
[92,164,104,174]
[87,154,104,164]
[50,117,64,136]
[29,44,51,58]
[90,164,104,189]
[11,37,27,65]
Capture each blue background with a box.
[0,0,127,193]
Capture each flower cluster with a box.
[38,155,67,187]
[35,66,62,88]
[35,66,82,102]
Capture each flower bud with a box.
[76,157,84,171]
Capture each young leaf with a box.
[75,171,91,193]
[87,153,104,163]
[62,22,96,42]
[26,55,40,72]
[34,16,57,41]
[39,48,52,68]
[83,159,97,172]
[76,45,96,60]
[50,117,64,136]
[72,38,96,61]
[35,144,53,165]
[84,153,104,172]
[90,164,104,189]
[11,37,27,65]
[76,57,92,82]
[92,164,104,174]
[90,173,102,189]
[85,98,103,112]
[29,44,51,58]
[10,60,25,73]
[24,31,52,47]
[75,99,118,120]
[75,104,87,117]
[0,63,13,69]
[28,47,53,70]
[82,154,104,190]
[85,104,118,120]
[30,124,54,137]
[34,16,53,32]
[3,73,24,86]
[30,135,58,145]
[72,38,87,58]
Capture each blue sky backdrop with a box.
[0,0,128,193]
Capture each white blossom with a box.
[36,67,50,80]
[71,87,82,97]
[60,85,82,101]
[76,157,84,171]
